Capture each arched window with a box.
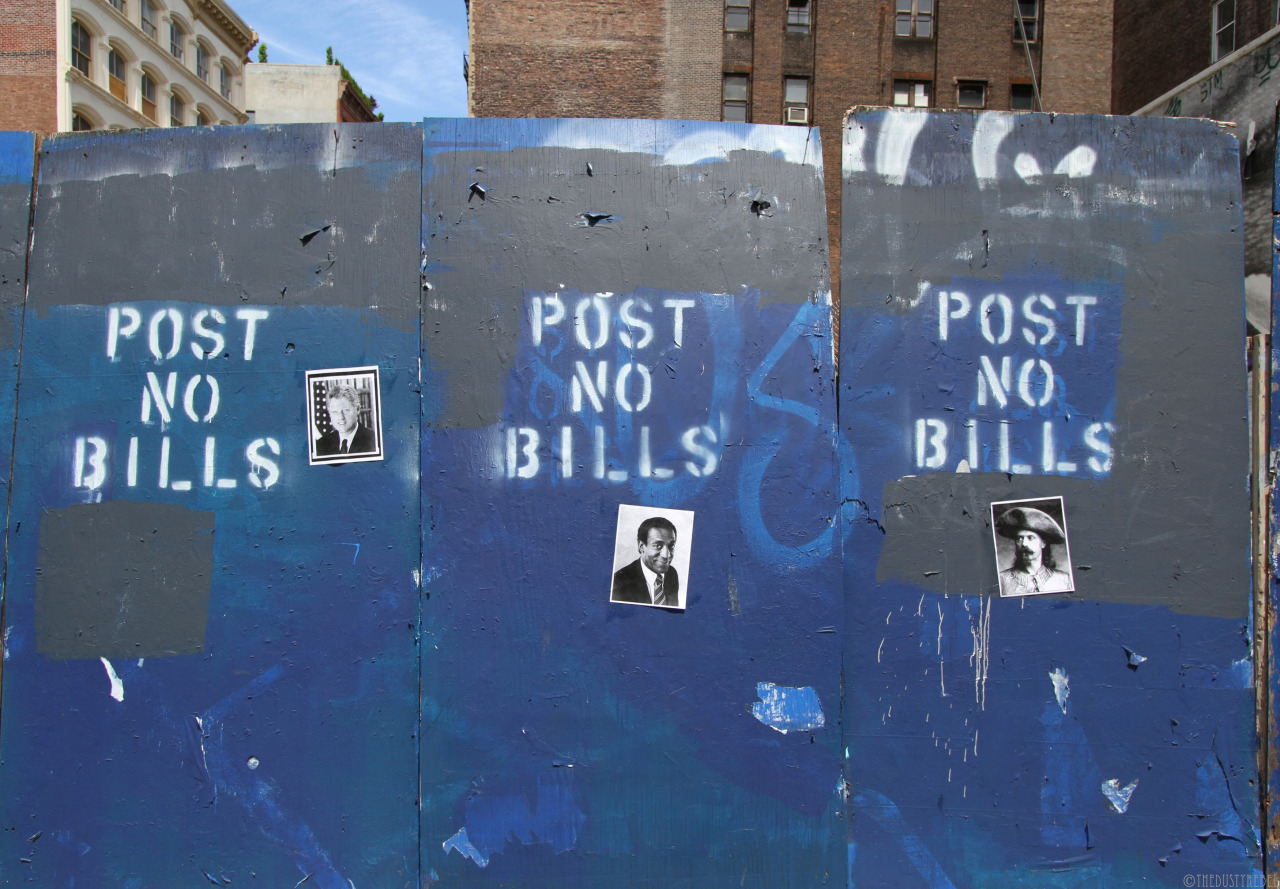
[195,108,210,127]
[169,91,185,126]
[108,47,128,100]
[71,110,95,131]
[196,42,210,81]
[71,20,92,75]
[141,69,158,121]
[169,19,185,60]
[140,0,157,39]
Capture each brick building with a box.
[467,0,1116,288]
[0,0,256,134]
[1112,0,1278,113]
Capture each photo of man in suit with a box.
[611,516,681,608]
[315,383,377,457]
[991,497,1075,597]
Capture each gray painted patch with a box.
[0,178,32,348]
[424,120,829,427]
[35,501,214,659]
[33,125,421,330]
[848,113,1248,619]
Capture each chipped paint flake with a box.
[1049,667,1069,713]
[1102,778,1138,813]
[443,827,488,868]
[751,682,825,733]
[100,657,124,702]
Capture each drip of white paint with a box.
[1101,778,1138,814]
[100,657,124,702]
[937,601,948,697]
[2,626,9,660]
[1050,667,1070,713]
[877,638,884,663]
[970,597,991,710]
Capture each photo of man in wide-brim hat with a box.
[991,498,1074,597]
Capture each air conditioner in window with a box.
[786,105,809,124]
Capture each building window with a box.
[724,74,749,121]
[1010,83,1036,110]
[725,0,750,32]
[196,109,210,126]
[108,48,127,101]
[141,0,156,39]
[109,0,125,12]
[957,81,986,108]
[170,93,184,126]
[72,111,94,131]
[141,71,157,121]
[71,20,91,76]
[170,22,185,60]
[1212,0,1236,61]
[896,0,933,38]
[196,44,208,81]
[893,79,930,107]
[1015,0,1038,42]
[784,76,809,124]
[787,0,811,34]
[220,65,232,100]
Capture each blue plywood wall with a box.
[0,112,1259,887]
[0,125,422,887]
[0,132,34,618]
[418,118,844,885]
[840,110,1257,886]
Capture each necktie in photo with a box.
[653,573,665,607]
[340,440,349,454]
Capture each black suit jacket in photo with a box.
[315,424,377,457]
[611,558,680,606]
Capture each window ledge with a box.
[67,68,156,128]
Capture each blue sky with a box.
[230,0,470,122]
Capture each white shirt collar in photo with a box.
[638,560,666,606]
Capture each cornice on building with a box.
[195,0,256,59]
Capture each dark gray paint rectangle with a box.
[35,501,214,659]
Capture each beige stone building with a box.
[0,0,256,133]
